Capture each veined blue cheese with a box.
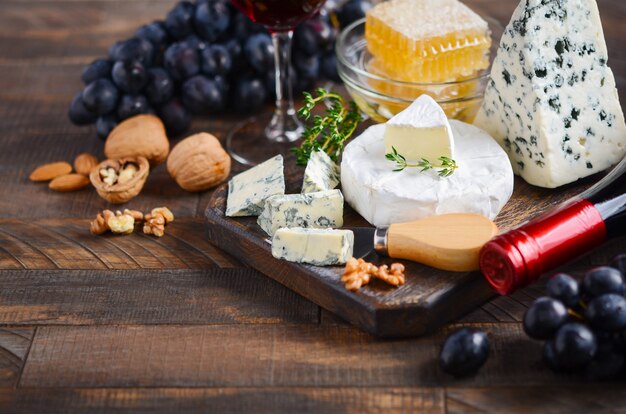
[301,150,340,193]
[271,228,354,265]
[257,189,344,236]
[384,95,454,162]
[226,155,285,217]
[474,0,626,188]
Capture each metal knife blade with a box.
[348,227,378,259]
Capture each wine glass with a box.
[228,0,328,165]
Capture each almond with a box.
[29,162,73,182]
[74,153,99,176]
[49,173,91,192]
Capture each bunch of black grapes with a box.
[68,0,372,139]
[524,254,626,380]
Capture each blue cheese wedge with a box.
[226,155,285,217]
[257,189,344,236]
[301,150,340,193]
[384,95,454,161]
[474,0,626,188]
[271,228,354,265]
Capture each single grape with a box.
[158,98,191,136]
[244,33,274,73]
[582,266,625,299]
[81,59,112,85]
[585,349,624,381]
[68,92,98,125]
[145,68,175,106]
[610,254,626,275]
[82,79,119,115]
[320,51,341,82]
[201,44,232,76]
[109,37,155,66]
[223,39,245,72]
[294,22,319,57]
[523,297,568,340]
[195,0,230,42]
[183,34,208,52]
[164,41,200,81]
[336,0,373,28]
[586,294,626,332]
[164,1,196,40]
[232,77,267,113]
[439,328,489,377]
[117,94,151,120]
[181,75,224,114]
[135,21,169,48]
[546,273,580,308]
[553,323,597,370]
[96,114,118,140]
[294,15,336,57]
[112,60,149,94]
[293,52,320,83]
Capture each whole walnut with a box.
[105,114,169,166]
[167,132,231,192]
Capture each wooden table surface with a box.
[1,0,626,412]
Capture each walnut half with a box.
[341,258,406,291]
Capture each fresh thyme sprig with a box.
[385,147,458,177]
[292,88,363,166]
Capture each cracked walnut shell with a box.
[167,132,231,192]
[89,157,150,204]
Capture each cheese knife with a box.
[349,213,498,272]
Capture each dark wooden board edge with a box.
[204,183,497,338]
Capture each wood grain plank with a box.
[0,268,318,325]
[0,387,444,414]
[0,219,240,269]
[19,323,574,388]
[446,386,626,414]
[0,328,34,388]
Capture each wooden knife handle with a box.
[386,213,498,272]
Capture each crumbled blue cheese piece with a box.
[226,155,285,217]
[301,150,340,193]
[257,189,344,236]
[271,228,354,265]
[474,0,626,188]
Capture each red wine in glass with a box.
[226,0,327,166]
[231,0,327,32]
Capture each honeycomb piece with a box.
[365,0,491,83]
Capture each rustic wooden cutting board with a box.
[205,157,598,337]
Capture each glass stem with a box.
[266,30,303,143]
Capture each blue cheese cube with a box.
[257,189,344,236]
[226,155,285,217]
[301,150,340,193]
[271,228,354,265]
[474,0,626,188]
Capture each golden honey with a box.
[365,0,491,83]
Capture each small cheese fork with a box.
[350,213,498,272]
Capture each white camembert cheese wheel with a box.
[341,121,514,227]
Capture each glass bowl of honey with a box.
[336,17,503,123]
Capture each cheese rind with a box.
[271,228,354,265]
[257,190,344,236]
[342,121,513,227]
[474,0,626,188]
[384,95,455,161]
[301,150,340,193]
[226,155,285,217]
